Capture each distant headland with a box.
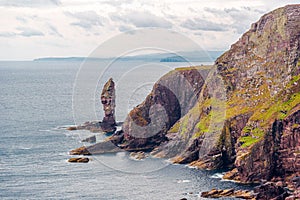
[33,51,223,62]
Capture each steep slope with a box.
[69,5,300,196]
[215,4,300,184]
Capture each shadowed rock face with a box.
[119,67,206,151]
[100,78,117,133]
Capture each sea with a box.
[0,60,252,200]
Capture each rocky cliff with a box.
[118,67,207,151]
[121,4,300,198]
[70,4,300,199]
[215,4,300,186]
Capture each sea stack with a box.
[100,78,117,133]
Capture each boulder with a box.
[81,135,96,143]
[254,182,288,200]
[68,157,89,163]
[130,151,147,160]
[70,136,124,155]
[67,126,77,131]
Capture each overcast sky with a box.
[0,0,298,60]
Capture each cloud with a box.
[118,25,133,32]
[0,0,297,60]
[111,12,172,28]
[0,0,61,7]
[0,28,44,38]
[17,27,44,37]
[65,11,103,30]
[181,18,227,32]
[16,16,27,23]
[47,24,63,37]
[99,0,134,6]
[0,32,17,37]
[203,7,263,34]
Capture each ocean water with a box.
[0,61,251,200]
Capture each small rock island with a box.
[68,78,117,133]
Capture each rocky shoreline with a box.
[68,5,300,200]
[201,188,255,199]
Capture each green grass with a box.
[169,121,180,133]
[193,97,226,138]
[240,128,264,148]
[180,116,189,135]
[242,126,252,134]
[251,92,300,126]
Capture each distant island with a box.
[33,57,97,62]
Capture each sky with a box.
[0,0,298,60]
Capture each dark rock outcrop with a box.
[69,137,123,155]
[254,182,289,200]
[68,157,89,163]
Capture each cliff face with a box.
[217,5,299,96]
[119,4,300,186]
[215,4,300,184]
[70,5,300,194]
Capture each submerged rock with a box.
[81,135,96,143]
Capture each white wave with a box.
[17,146,33,150]
[177,179,191,183]
[210,172,224,179]
[38,129,52,132]
[185,164,198,169]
